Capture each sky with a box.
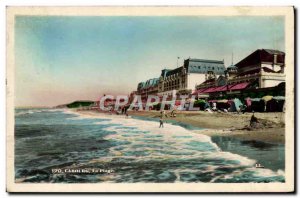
[15,16,285,107]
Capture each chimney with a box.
[273,54,277,70]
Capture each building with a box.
[234,49,285,88]
[157,58,226,96]
[136,78,159,100]
[194,49,286,98]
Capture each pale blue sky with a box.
[15,16,284,107]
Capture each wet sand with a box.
[75,110,285,144]
[126,111,285,144]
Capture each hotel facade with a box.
[135,58,226,100]
[133,49,286,100]
[194,49,286,98]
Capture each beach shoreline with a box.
[73,109,285,144]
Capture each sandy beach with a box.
[75,109,285,144]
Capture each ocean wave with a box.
[15,109,285,183]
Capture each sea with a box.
[15,108,285,183]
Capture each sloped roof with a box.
[165,66,183,77]
[263,49,285,55]
[185,59,226,75]
[144,78,159,88]
[235,49,285,68]
[227,64,237,69]
[237,67,276,77]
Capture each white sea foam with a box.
[61,110,285,180]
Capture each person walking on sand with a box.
[250,111,259,128]
[159,118,164,128]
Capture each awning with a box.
[229,82,250,91]
[192,88,206,95]
[203,87,218,93]
[214,85,232,92]
[194,82,249,95]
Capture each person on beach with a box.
[159,118,164,128]
[160,110,167,118]
[124,105,129,114]
[170,108,176,117]
[250,111,259,128]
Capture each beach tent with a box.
[245,97,251,107]
[227,98,243,112]
[250,98,265,112]
[266,96,285,112]
[233,98,243,111]
[194,99,207,110]
[216,99,230,110]
[266,99,279,112]
[261,95,273,112]
[228,100,235,112]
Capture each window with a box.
[198,66,201,69]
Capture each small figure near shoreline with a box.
[250,111,259,128]
[159,118,164,128]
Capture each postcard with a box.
[6,6,294,193]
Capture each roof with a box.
[235,49,285,68]
[144,78,159,88]
[138,78,159,89]
[237,67,276,77]
[227,64,237,69]
[184,58,226,75]
[165,66,183,77]
[263,49,285,55]
[186,58,224,64]
[160,69,172,78]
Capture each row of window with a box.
[191,65,225,71]
[163,84,186,91]
[163,80,185,87]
